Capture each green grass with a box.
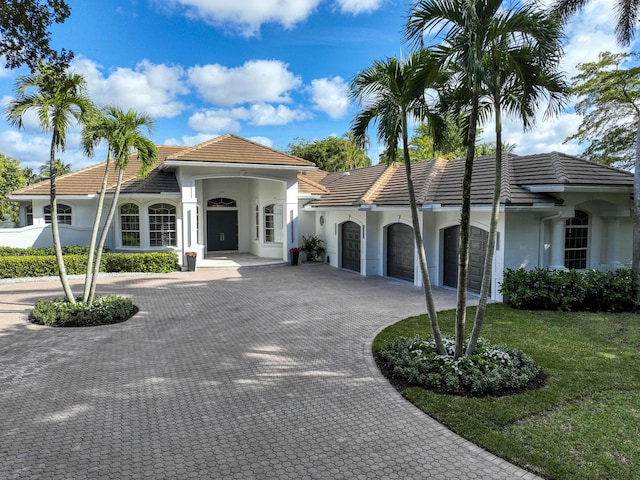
[372,304,640,480]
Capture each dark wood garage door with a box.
[341,221,361,272]
[443,225,488,294]
[387,223,414,282]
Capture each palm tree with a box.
[351,49,447,355]
[38,158,72,179]
[406,0,567,356]
[5,64,94,303]
[81,105,158,304]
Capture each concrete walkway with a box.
[0,265,539,479]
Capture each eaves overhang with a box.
[8,194,98,201]
[162,161,317,172]
[525,184,632,193]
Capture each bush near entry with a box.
[500,268,637,312]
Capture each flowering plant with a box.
[289,247,300,252]
[185,251,198,257]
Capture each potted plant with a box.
[289,247,300,266]
[301,235,325,262]
[185,251,197,271]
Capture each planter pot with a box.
[186,255,197,272]
[290,251,300,266]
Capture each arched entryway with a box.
[386,223,414,282]
[341,221,361,272]
[443,225,488,294]
[207,197,238,251]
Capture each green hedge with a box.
[0,245,109,256]
[31,294,136,327]
[0,252,179,278]
[500,268,638,312]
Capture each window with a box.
[207,197,237,207]
[25,206,33,226]
[44,204,72,225]
[149,203,176,247]
[120,203,140,247]
[255,205,259,239]
[264,204,283,243]
[565,210,589,269]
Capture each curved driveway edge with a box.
[0,265,541,479]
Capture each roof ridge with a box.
[550,151,569,183]
[297,174,330,193]
[500,153,513,203]
[418,157,447,203]
[361,162,399,204]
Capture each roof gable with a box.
[165,133,314,167]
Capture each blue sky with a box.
[0,0,636,171]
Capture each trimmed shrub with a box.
[378,336,542,396]
[0,245,109,256]
[31,294,136,327]
[500,268,638,312]
[0,252,179,278]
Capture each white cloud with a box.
[335,0,384,14]
[163,133,217,146]
[156,0,322,36]
[188,60,302,106]
[309,76,350,119]
[249,136,274,148]
[71,57,188,118]
[188,104,312,133]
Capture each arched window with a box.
[149,203,176,247]
[264,204,283,243]
[565,210,589,269]
[120,203,140,247]
[44,204,72,225]
[207,197,237,208]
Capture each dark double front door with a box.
[207,210,238,251]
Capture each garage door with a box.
[387,223,414,282]
[341,221,361,272]
[443,225,488,294]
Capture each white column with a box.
[606,218,623,269]
[549,218,567,270]
[285,178,299,261]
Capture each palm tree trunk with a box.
[49,136,75,303]
[634,119,640,301]
[466,99,502,355]
[88,167,124,304]
[455,94,479,358]
[82,154,111,302]
[402,114,446,355]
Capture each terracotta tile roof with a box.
[308,152,633,208]
[10,146,181,197]
[297,172,329,195]
[166,133,315,167]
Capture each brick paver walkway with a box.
[0,265,540,479]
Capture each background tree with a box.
[564,51,640,170]
[551,0,640,298]
[38,158,72,179]
[351,49,447,355]
[0,153,27,223]
[81,106,158,304]
[0,0,73,71]
[5,64,94,303]
[287,134,370,171]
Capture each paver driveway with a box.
[0,265,539,479]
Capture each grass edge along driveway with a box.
[372,304,640,480]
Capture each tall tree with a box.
[564,51,640,170]
[0,153,27,223]
[351,49,447,355]
[0,0,73,71]
[406,0,566,356]
[551,0,640,298]
[81,106,158,304]
[5,64,94,303]
[38,158,72,179]
[287,134,370,171]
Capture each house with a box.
[1,133,634,301]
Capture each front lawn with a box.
[372,304,640,480]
